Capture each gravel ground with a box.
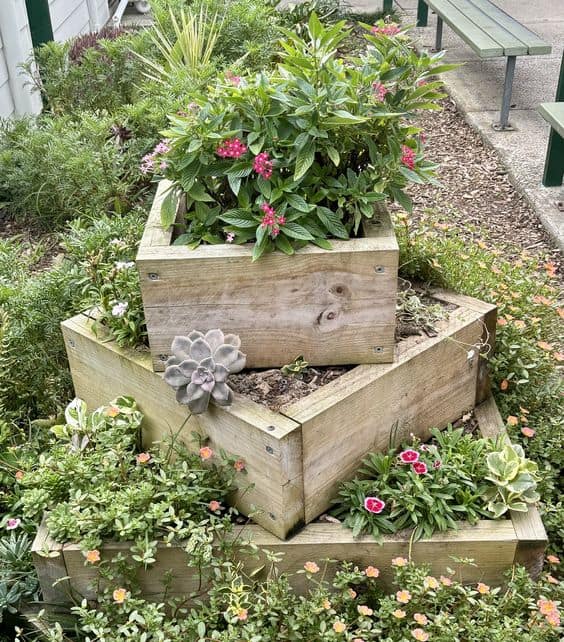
[407,97,563,277]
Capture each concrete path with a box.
[386,0,564,251]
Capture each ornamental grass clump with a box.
[155,15,454,259]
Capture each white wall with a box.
[0,33,16,119]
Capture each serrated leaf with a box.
[160,189,178,229]
[282,222,315,240]
[227,174,241,196]
[188,183,214,202]
[316,206,348,239]
[275,234,294,255]
[294,144,315,182]
[326,146,340,166]
[219,210,257,228]
[286,194,312,212]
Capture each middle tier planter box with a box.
[31,398,547,605]
[136,181,400,371]
[62,290,496,540]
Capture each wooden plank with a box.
[31,519,70,604]
[138,180,177,249]
[468,0,552,55]
[283,304,489,523]
[137,192,399,370]
[539,103,564,139]
[455,0,528,56]
[61,313,305,540]
[474,396,547,577]
[53,520,518,601]
[426,0,504,57]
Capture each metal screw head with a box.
[269,512,276,520]
[67,339,75,348]
[374,266,385,273]
[265,445,274,454]
[148,272,160,281]
[266,425,276,432]
[159,354,168,361]
[373,346,384,354]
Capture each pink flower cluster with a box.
[140,139,171,175]
[399,449,429,474]
[225,70,241,87]
[216,138,248,159]
[371,23,401,36]
[260,203,285,238]
[372,81,389,102]
[253,151,273,179]
[401,145,417,170]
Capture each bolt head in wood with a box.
[374,266,385,273]
[148,273,160,280]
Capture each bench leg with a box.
[383,0,393,13]
[417,1,429,27]
[434,16,443,51]
[497,55,516,130]
[542,129,564,187]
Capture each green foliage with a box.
[281,355,309,377]
[0,113,147,228]
[333,427,500,541]
[38,560,563,640]
[0,532,39,624]
[484,442,540,516]
[160,16,450,258]
[20,397,237,551]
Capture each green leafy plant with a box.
[158,15,452,259]
[0,532,39,624]
[332,427,493,541]
[484,442,540,517]
[281,355,309,377]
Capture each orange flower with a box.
[497,317,508,326]
[553,352,564,362]
[547,555,560,565]
[507,416,519,426]
[546,574,559,584]
[544,262,557,277]
[199,446,213,460]
[15,470,24,481]
[392,557,408,567]
[500,379,509,391]
[414,613,428,625]
[392,609,406,619]
[357,605,373,616]
[411,629,429,641]
[304,561,319,574]
[85,549,100,564]
[546,611,561,627]
[106,406,120,418]
[396,590,412,604]
[521,427,536,438]
[477,582,490,594]
[537,599,558,616]
[533,295,552,306]
[440,575,453,586]
[364,565,380,578]
[537,341,553,351]
[513,320,525,329]
[557,308,564,319]
[348,588,357,599]
[233,459,246,472]
[208,500,221,512]
[113,588,127,603]
[236,607,248,621]
[322,598,331,610]
[136,452,151,464]
[333,621,346,633]
[423,576,439,590]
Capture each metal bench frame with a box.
[540,53,564,187]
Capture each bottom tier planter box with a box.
[32,397,547,605]
[61,290,496,539]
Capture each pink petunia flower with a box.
[364,496,386,514]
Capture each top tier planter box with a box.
[137,181,399,372]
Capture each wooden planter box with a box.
[62,290,496,540]
[136,181,399,371]
[32,398,547,605]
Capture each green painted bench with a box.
[538,52,564,187]
[416,0,552,129]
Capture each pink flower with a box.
[199,446,213,460]
[154,139,171,155]
[399,449,419,464]
[371,23,401,36]
[136,452,151,464]
[216,138,247,159]
[6,518,21,530]
[209,500,221,512]
[372,81,389,102]
[225,70,241,86]
[253,151,273,179]
[412,462,428,475]
[304,561,320,573]
[234,459,246,472]
[401,145,417,170]
[521,427,535,438]
[364,496,386,514]
[225,232,235,243]
[433,460,442,469]
[260,202,276,227]
[140,152,156,175]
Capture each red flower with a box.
[401,145,417,170]
[399,449,419,464]
[412,462,428,475]
[364,496,386,514]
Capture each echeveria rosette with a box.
[164,329,246,414]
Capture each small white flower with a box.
[115,261,135,270]
[111,302,129,318]
[467,349,476,360]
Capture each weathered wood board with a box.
[62,290,496,539]
[136,181,399,371]
[31,396,547,604]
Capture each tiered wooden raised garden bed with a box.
[136,182,399,371]
[62,290,496,539]
[31,397,547,604]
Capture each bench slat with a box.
[427,0,503,58]
[539,103,564,139]
[468,0,552,55]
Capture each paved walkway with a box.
[390,0,564,251]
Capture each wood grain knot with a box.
[316,306,342,331]
[329,283,350,298]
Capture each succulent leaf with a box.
[204,329,225,352]
[171,336,193,361]
[164,365,190,387]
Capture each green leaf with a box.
[219,210,257,228]
[312,238,333,250]
[252,232,270,261]
[275,234,294,255]
[282,222,315,240]
[228,174,241,196]
[316,207,348,239]
[390,187,413,213]
[286,194,312,212]
[326,146,340,166]
[325,110,368,125]
[160,189,178,229]
[294,144,315,182]
[188,183,214,202]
